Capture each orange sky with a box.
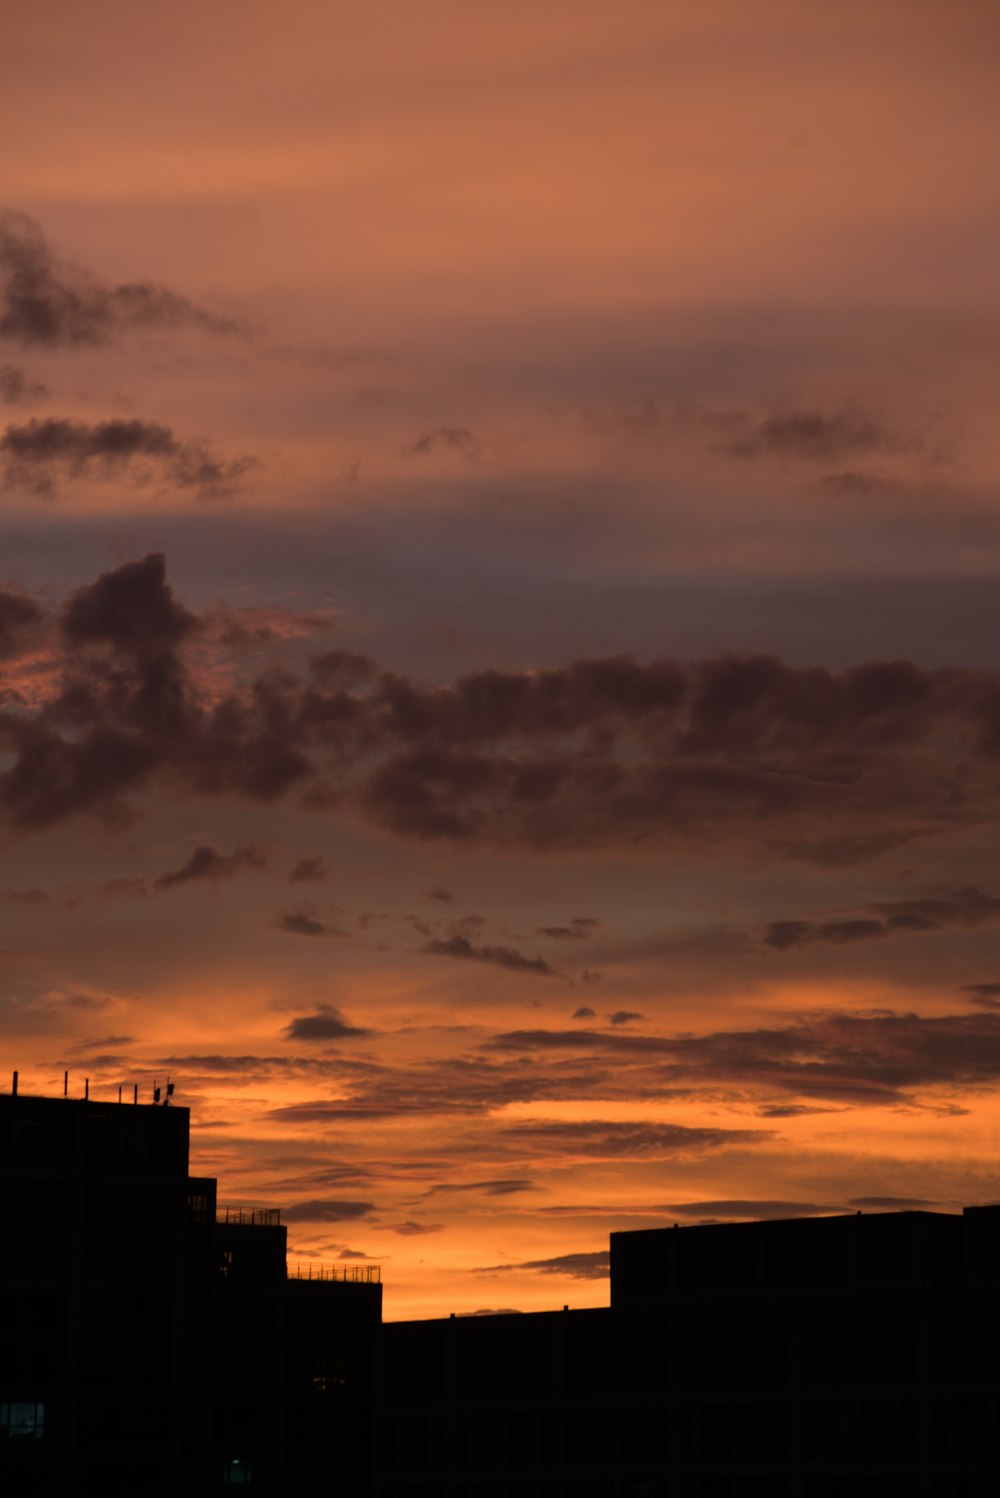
[3,0,1000,1318]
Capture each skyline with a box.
[3,0,1000,1318]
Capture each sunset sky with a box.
[3,0,1000,1318]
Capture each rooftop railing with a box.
[288,1262,381,1284]
[217,1207,281,1227]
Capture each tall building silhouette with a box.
[4,1078,1000,1495]
[0,1086,380,1497]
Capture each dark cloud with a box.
[61,552,198,655]
[666,1200,841,1220]
[764,888,1000,951]
[154,844,267,891]
[427,886,455,903]
[421,934,557,977]
[768,831,915,868]
[3,886,48,903]
[391,1221,444,1236]
[486,1009,1000,1108]
[308,650,377,687]
[66,1033,134,1052]
[423,1178,534,1198]
[2,416,254,498]
[959,982,1000,1009]
[277,909,347,938]
[0,210,248,347]
[281,1199,375,1223]
[479,1250,610,1280]
[0,363,46,404]
[457,1308,524,1317]
[287,856,329,885]
[609,1010,644,1026]
[572,1007,596,1020]
[501,1119,754,1157]
[266,1053,614,1122]
[848,1196,935,1210]
[15,557,1000,860]
[536,917,597,940]
[721,409,897,463]
[0,588,45,659]
[406,426,481,459]
[283,1005,370,1041]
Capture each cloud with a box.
[61,552,198,655]
[0,209,248,346]
[500,1119,755,1158]
[486,1009,1000,1108]
[421,934,557,976]
[960,982,1000,1009]
[848,1196,935,1210]
[572,1007,596,1020]
[281,1199,375,1223]
[266,1052,614,1122]
[67,1033,135,1052]
[0,587,45,659]
[479,1250,610,1280]
[391,1220,444,1236]
[209,605,341,652]
[14,556,1000,861]
[423,1178,534,1198]
[2,416,254,498]
[764,888,1000,951]
[720,408,901,463]
[427,886,455,903]
[287,856,330,885]
[406,426,481,460]
[3,886,48,903]
[0,364,46,404]
[154,844,267,891]
[277,908,347,938]
[536,917,597,940]
[609,1010,643,1026]
[665,1199,841,1220]
[283,1005,371,1040]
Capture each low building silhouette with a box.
[4,1078,1000,1496]
[383,1210,1000,1495]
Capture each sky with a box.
[2,0,1000,1319]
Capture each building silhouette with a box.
[0,1085,380,1497]
[4,1079,1000,1496]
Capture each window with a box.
[311,1356,348,1393]
[218,1456,253,1486]
[219,1249,234,1278]
[1,1402,45,1440]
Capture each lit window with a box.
[1,1403,45,1440]
[311,1356,348,1392]
[218,1456,253,1485]
[219,1249,234,1278]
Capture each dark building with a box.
[5,1076,1000,1497]
[383,1209,1000,1497]
[0,1084,381,1498]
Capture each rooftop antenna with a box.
[11,1070,17,1096]
[63,1070,68,1097]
